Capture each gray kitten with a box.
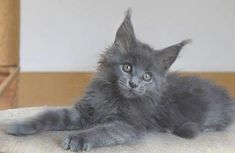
[6,10,234,152]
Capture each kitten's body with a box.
[77,73,233,134]
[6,10,234,152]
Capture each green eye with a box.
[122,64,132,73]
[143,72,152,81]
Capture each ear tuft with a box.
[114,8,136,52]
[178,39,192,47]
[125,8,132,20]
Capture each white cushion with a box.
[0,107,234,153]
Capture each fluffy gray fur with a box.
[6,9,234,152]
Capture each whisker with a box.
[120,83,129,89]
[118,81,129,88]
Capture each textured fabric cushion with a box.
[0,107,234,153]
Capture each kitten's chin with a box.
[119,89,142,99]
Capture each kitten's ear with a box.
[156,39,191,70]
[114,9,136,52]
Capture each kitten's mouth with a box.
[118,81,144,98]
[122,90,136,98]
[126,89,136,95]
[119,87,140,98]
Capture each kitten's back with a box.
[164,73,234,131]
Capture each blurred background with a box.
[0,0,234,109]
[21,0,235,72]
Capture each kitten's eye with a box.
[143,72,152,81]
[122,64,132,73]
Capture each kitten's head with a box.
[98,9,190,99]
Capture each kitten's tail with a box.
[5,107,81,136]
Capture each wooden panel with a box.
[18,72,94,107]
[0,69,18,110]
[0,0,20,66]
[18,72,235,107]
[0,79,17,110]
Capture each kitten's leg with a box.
[5,107,81,136]
[63,121,140,152]
[173,122,200,139]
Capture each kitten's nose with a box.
[129,80,138,88]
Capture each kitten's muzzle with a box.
[129,80,138,88]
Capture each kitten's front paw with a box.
[63,134,92,152]
[5,121,37,136]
